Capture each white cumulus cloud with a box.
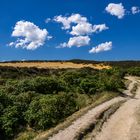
[70,22,93,36]
[70,23,108,36]
[9,21,51,50]
[54,14,108,35]
[54,14,88,30]
[105,3,125,19]
[92,24,109,33]
[54,13,109,48]
[59,36,90,48]
[89,41,112,53]
[68,13,87,24]
[54,15,71,30]
[131,6,140,14]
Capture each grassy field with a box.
[0,62,111,70]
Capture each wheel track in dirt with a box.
[92,76,140,140]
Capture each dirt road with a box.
[48,97,125,140]
[94,77,140,140]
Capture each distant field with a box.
[0,62,111,70]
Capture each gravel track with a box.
[94,76,140,140]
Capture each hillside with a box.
[1,60,140,69]
[0,61,140,140]
[0,61,111,70]
[0,64,124,140]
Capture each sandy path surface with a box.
[94,77,140,140]
[129,100,140,140]
[47,97,125,140]
[123,76,138,96]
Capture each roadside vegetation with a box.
[127,67,140,76]
[0,62,139,140]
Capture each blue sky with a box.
[0,0,140,61]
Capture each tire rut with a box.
[93,76,140,140]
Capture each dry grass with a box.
[0,62,111,70]
[130,83,138,96]
[124,79,131,89]
[15,130,37,140]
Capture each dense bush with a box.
[25,93,77,130]
[79,78,98,94]
[0,106,20,137]
[0,66,125,139]
[127,67,140,76]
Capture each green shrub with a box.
[79,78,97,94]
[0,66,126,139]
[127,67,140,76]
[25,93,77,130]
[0,106,20,137]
